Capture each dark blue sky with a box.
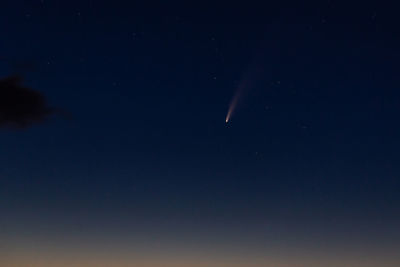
[1,1,400,266]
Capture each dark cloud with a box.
[0,75,55,128]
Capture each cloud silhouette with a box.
[0,75,55,128]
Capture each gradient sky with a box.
[1,1,400,266]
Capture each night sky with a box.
[1,1,400,266]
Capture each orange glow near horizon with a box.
[3,235,400,267]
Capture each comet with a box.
[225,50,264,123]
[225,87,242,123]
[225,75,251,124]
